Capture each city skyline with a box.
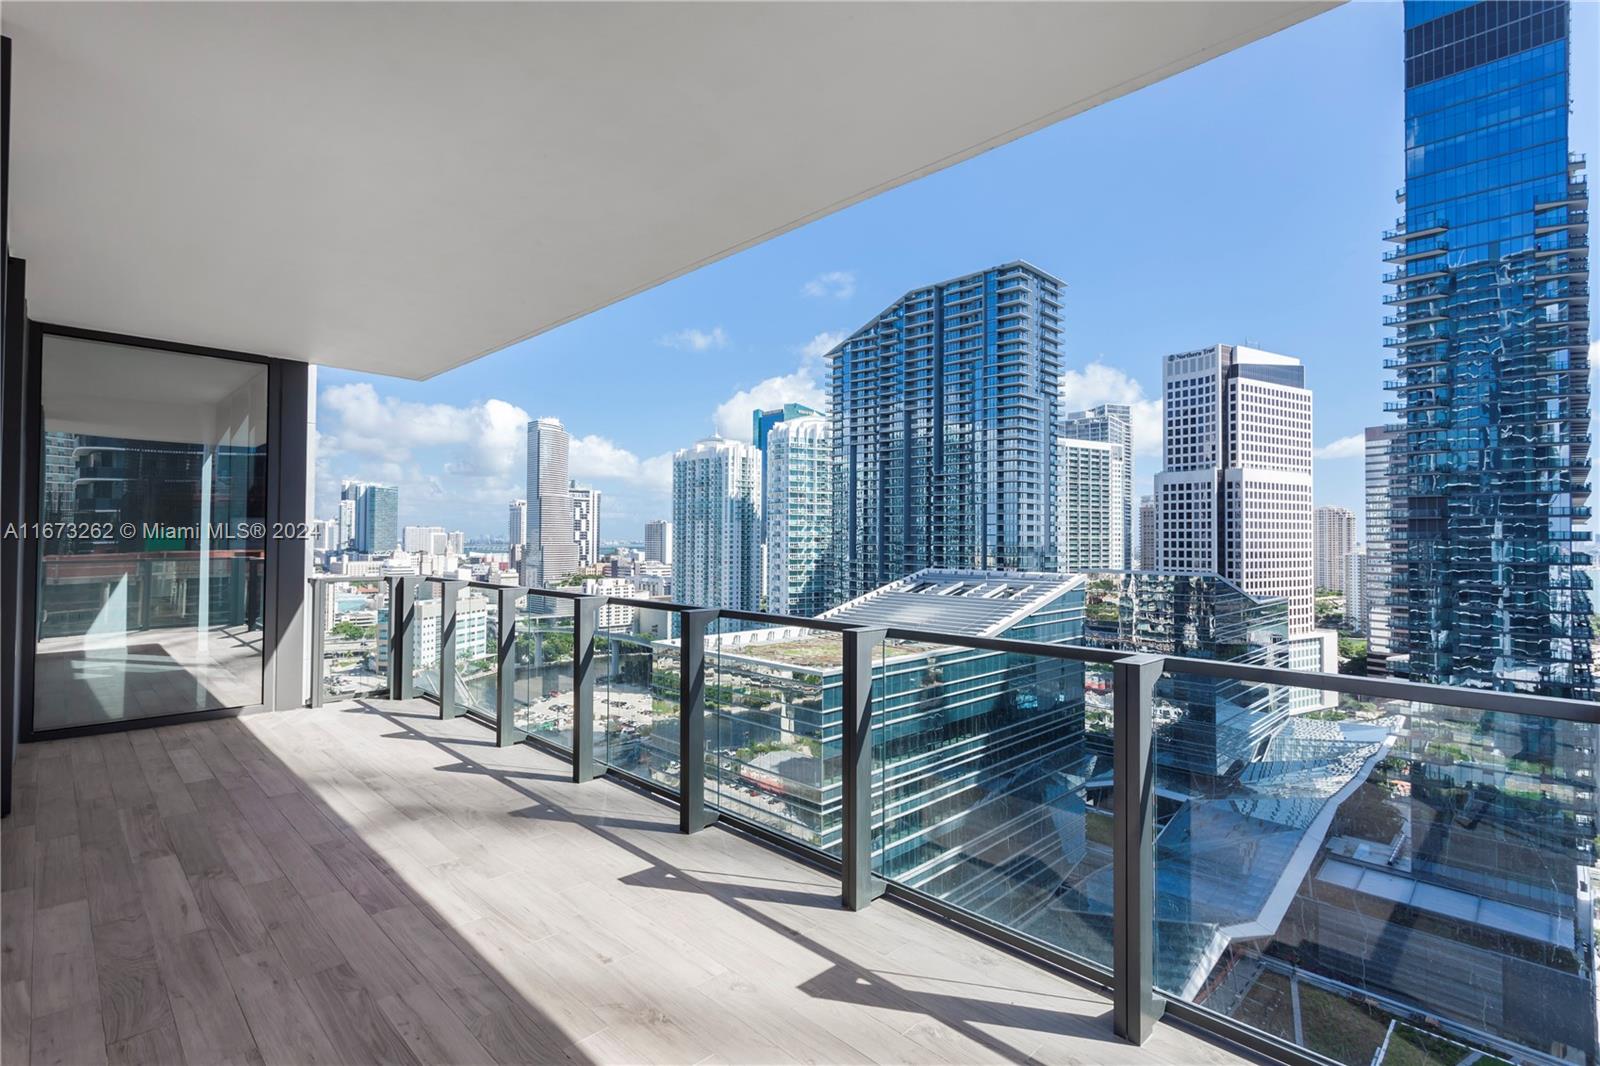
[310,1,1595,547]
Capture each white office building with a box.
[1155,344,1314,634]
[526,417,577,586]
[764,414,833,616]
[644,520,672,565]
[1055,437,1123,573]
[402,525,447,554]
[571,483,601,569]
[673,436,761,612]
[400,591,491,675]
[581,577,638,631]
[1313,505,1356,593]
[1060,404,1134,569]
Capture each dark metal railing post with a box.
[1112,652,1166,1044]
[495,586,524,747]
[388,575,419,700]
[571,595,603,783]
[437,579,466,719]
[842,625,888,910]
[308,579,326,708]
[678,608,719,833]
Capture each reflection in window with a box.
[34,336,269,729]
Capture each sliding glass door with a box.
[33,334,269,730]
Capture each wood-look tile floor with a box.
[1,698,1256,1066]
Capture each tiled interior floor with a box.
[1,697,1258,1065]
[32,626,264,730]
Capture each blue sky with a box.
[314,1,1597,543]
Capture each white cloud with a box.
[659,326,728,352]
[569,434,673,490]
[802,271,856,300]
[1059,361,1164,458]
[1313,433,1366,460]
[712,368,829,441]
[800,330,846,361]
[315,384,530,528]
[320,383,527,477]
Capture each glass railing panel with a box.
[706,620,839,854]
[454,587,499,718]
[412,580,439,700]
[319,579,388,702]
[513,593,576,748]
[1153,668,1597,1066]
[869,636,1115,969]
[597,609,680,788]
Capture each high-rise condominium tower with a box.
[829,261,1062,600]
[525,418,577,586]
[672,437,761,611]
[752,403,822,464]
[1060,404,1134,569]
[643,519,672,565]
[1385,0,1591,698]
[1155,345,1314,634]
[1363,425,1400,672]
[1055,437,1121,572]
[570,483,600,569]
[1344,546,1368,633]
[337,496,356,550]
[1313,506,1357,592]
[346,481,398,555]
[508,499,527,553]
[764,414,834,616]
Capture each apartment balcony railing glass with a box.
[310,575,390,703]
[307,575,1600,1066]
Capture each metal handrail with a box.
[313,574,1599,724]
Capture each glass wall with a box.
[705,620,838,850]
[457,589,499,718]
[35,335,269,729]
[319,579,388,701]
[1153,669,1597,1066]
[871,639,1112,968]
[599,620,682,790]
[412,579,439,699]
[513,594,575,747]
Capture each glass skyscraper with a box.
[348,481,398,555]
[829,262,1063,601]
[1385,0,1591,699]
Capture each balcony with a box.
[1383,266,1449,285]
[1382,220,1447,243]
[1535,180,1589,210]
[8,686,1242,1066]
[12,571,1596,1066]
[199,576,1600,1066]
[1534,209,1589,236]
[1382,243,1447,265]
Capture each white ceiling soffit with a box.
[5,1,1336,380]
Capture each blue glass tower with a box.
[828,262,1063,601]
[1385,0,1591,699]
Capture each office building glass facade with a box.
[1386,0,1592,699]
